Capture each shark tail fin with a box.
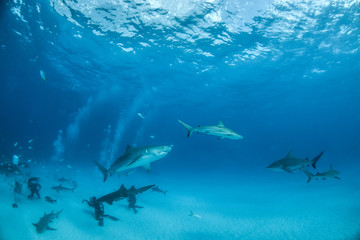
[94,161,108,182]
[178,120,193,137]
[311,151,324,169]
[303,169,314,183]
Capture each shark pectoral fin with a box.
[47,226,56,231]
[32,223,37,227]
[283,168,293,173]
[144,163,151,172]
[334,176,341,180]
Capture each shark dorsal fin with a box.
[286,151,294,158]
[126,145,132,151]
[218,120,224,127]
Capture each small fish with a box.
[150,135,155,139]
[189,211,202,219]
[40,70,47,81]
[137,113,145,119]
[14,142,18,147]
[45,196,57,203]
[28,139,33,143]
[12,155,19,165]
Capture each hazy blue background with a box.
[1,0,359,177]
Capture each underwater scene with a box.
[0,0,360,239]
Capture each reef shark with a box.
[94,145,172,182]
[178,120,243,140]
[97,184,155,205]
[266,151,324,173]
[32,210,62,233]
[151,186,167,195]
[51,184,76,193]
[303,165,340,183]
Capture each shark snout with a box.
[161,145,172,153]
[152,145,172,156]
[266,163,281,171]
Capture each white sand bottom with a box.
[0,166,359,240]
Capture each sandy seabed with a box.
[1,164,359,240]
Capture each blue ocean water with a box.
[1,0,360,239]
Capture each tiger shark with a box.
[178,120,243,140]
[266,151,324,173]
[303,165,340,183]
[94,145,172,182]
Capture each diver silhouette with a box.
[82,196,119,226]
[83,196,105,226]
[27,177,41,199]
[12,180,23,208]
[128,188,143,214]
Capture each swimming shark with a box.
[266,151,324,173]
[303,165,340,183]
[94,145,172,182]
[32,210,62,233]
[151,186,167,195]
[97,184,155,205]
[178,120,243,140]
[51,184,76,193]
[189,211,202,219]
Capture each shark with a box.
[266,151,324,173]
[151,186,167,195]
[51,184,76,193]
[178,120,243,140]
[189,211,202,219]
[94,145,172,182]
[32,210,62,233]
[303,165,340,183]
[97,184,155,205]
